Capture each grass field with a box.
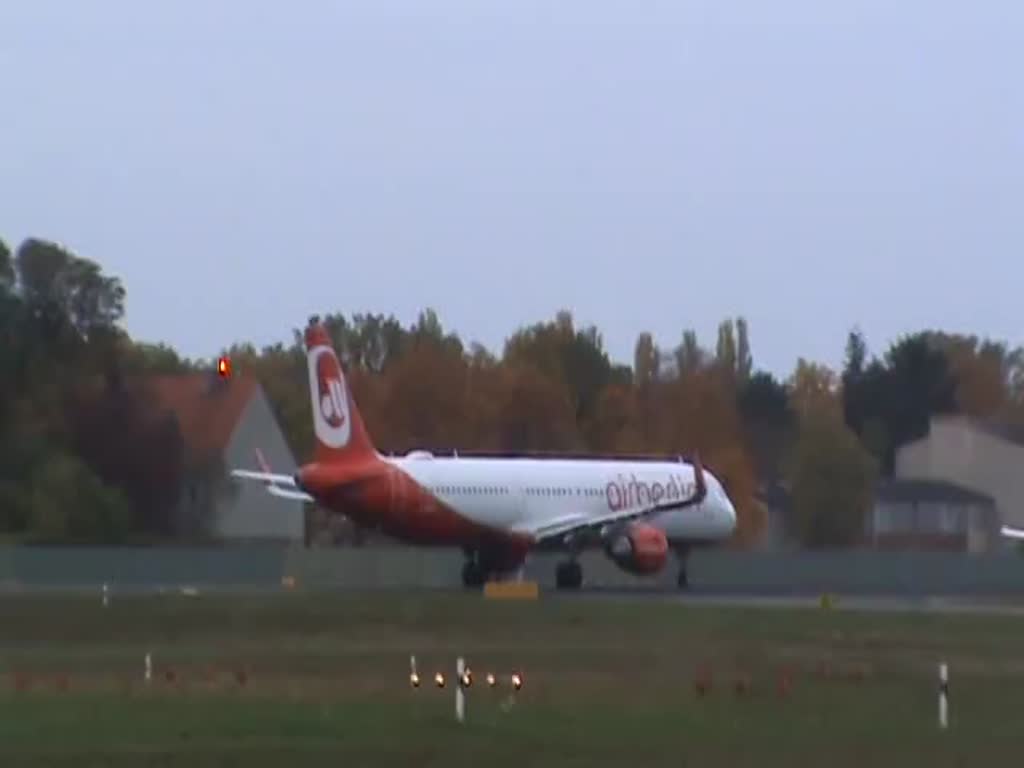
[1,590,1023,767]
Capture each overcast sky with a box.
[2,1,1021,378]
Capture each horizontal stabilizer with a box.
[231,469,297,486]
[1001,525,1024,540]
[230,462,314,503]
[268,485,315,502]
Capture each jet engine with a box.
[604,523,668,574]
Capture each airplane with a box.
[1001,525,1024,540]
[230,316,738,589]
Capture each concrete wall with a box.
[3,546,1024,596]
[218,386,304,541]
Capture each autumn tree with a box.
[675,330,704,374]
[789,358,841,421]
[489,363,581,452]
[504,310,625,445]
[930,333,1024,422]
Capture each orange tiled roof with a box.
[145,372,259,463]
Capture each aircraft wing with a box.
[1000,525,1024,540]
[519,454,708,543]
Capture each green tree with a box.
[715,319,737,375]
[787,404,877,548]
[735,317,752,383]
[15,238,125,335]
[738,370,794,484]
[0,238,13,290]
[28,452,133,543]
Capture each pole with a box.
[938,662,948,729]
[456,657,466,723]
[102,583,109,607]
[145,652,152,684]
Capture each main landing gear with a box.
[555,560,583,590]
[461,547,524,588]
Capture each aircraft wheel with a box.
[677,565,689,589]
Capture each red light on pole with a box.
[217,356,232,378]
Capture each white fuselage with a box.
[385,453,737,545]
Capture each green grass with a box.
[1,591,1023,766]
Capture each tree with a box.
[788,359,841,421]
[377,340,470,452]
[738,370,795,484]
[490,363,581,452]
[15,238,125,336]
[931,333,1023,421]
[675,330,704,374]
[28,452,133,544]
[842,328,867,384]
[504,310,619,441]
[787,402,877,549]
[65,376,186,537]
[715,319,737,376]
[735,317,752,383]
[878,333,958,471]
[0,238,13,291]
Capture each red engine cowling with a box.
[604,523,668,575]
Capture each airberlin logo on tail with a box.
[308,345,351,449]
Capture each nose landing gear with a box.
[675,545,690,589]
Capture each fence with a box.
[2,546,1024,596]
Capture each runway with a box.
[4,581,1024,616]
[558,588,1024,615]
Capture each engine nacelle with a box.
[604,523,668,575]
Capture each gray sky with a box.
[3,1,1021,378]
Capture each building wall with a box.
[218,386,305,542]
[867,497,993,553]
[896,417,1024,545]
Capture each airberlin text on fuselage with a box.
[605,474,696,511]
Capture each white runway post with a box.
[938,662,948,729]
[455,657,466,723]
[145,652,152,684]
[102,583,109,607]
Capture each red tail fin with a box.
[303,317,377,464]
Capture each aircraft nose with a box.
[724,495,737,532]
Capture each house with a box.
[865,478,997,552]
[895,415,1024,550]
[147,371,304,543]
[751,475,997,553]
